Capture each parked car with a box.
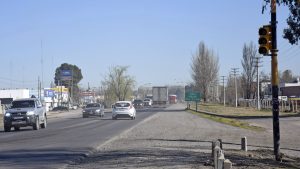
[112,101,136,120]
[143,98,152,107]
[82,103,104,118]
[132,99,144,109]
[3,98,47,132]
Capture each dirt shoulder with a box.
[66,104,300,169]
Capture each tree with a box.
[54,63,83,103]
[263,0,300,45]
[280,69,294,82]
[102,66,135,102]
[241,42,258,99]
[191,42,219,102]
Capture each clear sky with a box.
[0,0,299,89]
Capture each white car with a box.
[112,101,136,120]
[143,98,152,107]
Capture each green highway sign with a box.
[185,91,201,102]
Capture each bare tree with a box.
[191,42,219,102]
[102,66,135,103]
[241,42,257,99]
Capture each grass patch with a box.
[188,110,265,132]
[190,103,298,117]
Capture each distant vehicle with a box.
[133,99,144,109]
[145,94,153,100]
[52,106,69,111]
[152,86,168,105]
[112,101,136,120]
[143,98,152,106]
[3,98,47,132]
[169,95,177,104]
[82,103,105,118]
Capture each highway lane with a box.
[0,107,160,169]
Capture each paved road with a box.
[0,107,159,169]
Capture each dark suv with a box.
[3,98,47,132]
[133,99,144,109]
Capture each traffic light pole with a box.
[270,0,281,161]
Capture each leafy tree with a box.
[262,0,300,45]
[241,42,258,99]
[102,66,135,102]
[54,63,83,103]
[191,42,219,102]
[280,69,294,82]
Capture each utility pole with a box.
[231,68,239,107]
[220,76,226,106]
[254,57,263,110]
[271,0,280,161]
[41,40,44,90]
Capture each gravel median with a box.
[66,104,300,169]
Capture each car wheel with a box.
[4,125,11,132]
[41,116,47,129]
[33,117,40,130]
[14,126,20,131]
[83,114,88,118]
[112,116,116,120]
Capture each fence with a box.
[238,99,299,112]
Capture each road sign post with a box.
[185,91,201,111]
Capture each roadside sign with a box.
[185,91,201,102]
[61,70,72,81]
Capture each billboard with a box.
[61,70,72,81]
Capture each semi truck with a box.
[152,86,168,105]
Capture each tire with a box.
[41,115,47,129]
[4,125,11,132]
[112,116,116,120]
[83,114,88,118]
[14,126,20,131]
[33,117,40,130]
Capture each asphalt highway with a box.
[0,107,159,169]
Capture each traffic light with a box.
[258,25,272,55]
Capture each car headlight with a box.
[96,109,100,113]
[82,110,86,113]
[5,113,11,117]
[26,111,35,116]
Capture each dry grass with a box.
[188,110,265,132]
[191,103,298,117]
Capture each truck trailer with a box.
[152,86,168,105]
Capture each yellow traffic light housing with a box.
[258,25,272,55]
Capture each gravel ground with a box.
[61,104,300,168]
